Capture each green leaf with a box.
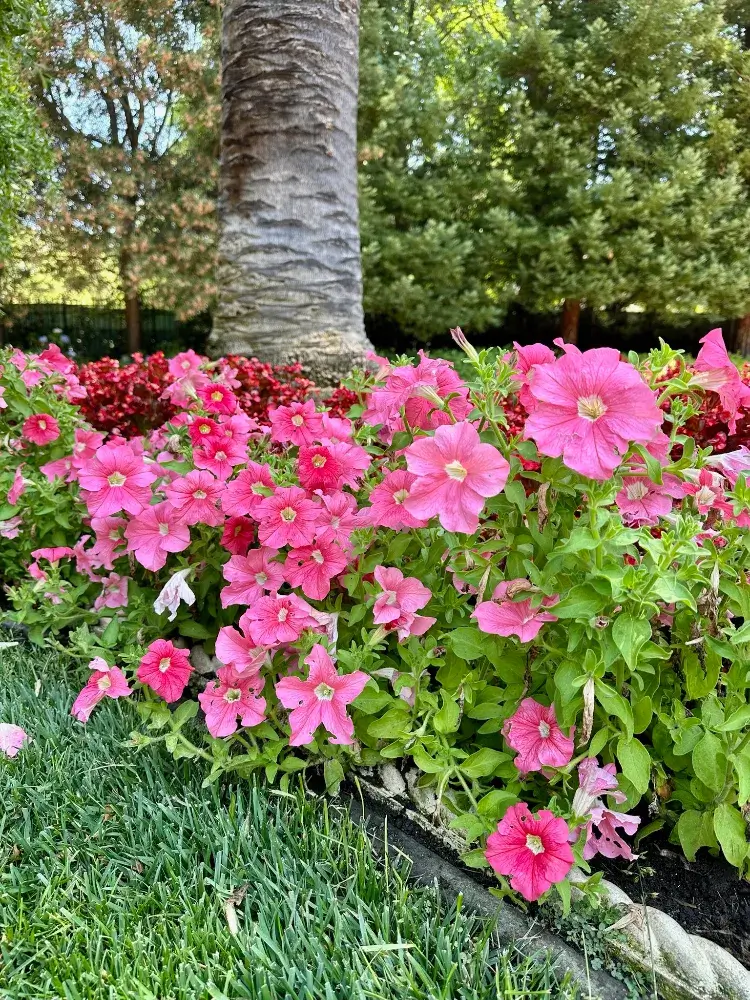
[616,737,651,795]
[324,758,345,795]
[733,747,750,805]
[347,604,367,626]
[692,731,726,792]
[177,620,213,640]
[677,809,715,862]
[713,804,748,869]
[368,707,411,740]
[434,694,460,734]
[719,705,750,732]
[353,687,393,715]
[612,613,651,670]
[553,585,604,619]
[461,848,490,869]
[476,789,517,819]
[446,626,487,661]
[595,680,634,741]
[652,576,696,610]
[504,479,527,512]
[100,618,120,648]
[412,744,444,774]
[171,700,199,729]
[460,747,508,778]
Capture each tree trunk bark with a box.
[124,290,141,355]
[211,0,373,382]
[560,298,581,345]
[733,313,750,358]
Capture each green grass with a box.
[0,647,579,1000]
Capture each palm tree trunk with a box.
[560,298,581,345]
[211,0,372,381]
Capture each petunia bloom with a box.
[221,462,276,516]
[256,486,321,549]
[512,341,556,410]
[268,399,324,446]
[0,723,30,758]
[164,469,224,526]
[571,758,641,861]
[94,572,129,610]
[372,566,432,625]
[215,610,269,676]
[220,548,284,608]
[361,469,428,530]
[8,466,26,506]
[503,698,575,773]
[22,413,60,446]
[137,639,193,702]
[313,491,365,550]
[524,346,663,481]
[692,328,750,434]
[197,380,237,415]
[614,474,685,527]
[71,658,132,723]
[285,538,348,600]
[198,665,266,738]
[485,802,574,901]
[275,644,368,746]
[297,445,344,493]
[78,444,157,517]
[244,593,318,647]
[404,421,510,534]
[153,568,196,621]
[193,435,246,481]
[473,580,558,643]
[221,515,255,555]
[125,502,190,572]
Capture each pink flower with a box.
[256,486,321,548]
[78,444,157,517]
[683,467,733,516]
[198,665,266,738]
[169,349,204,380]
[193,436,246,481]
[216,611,269,676]
[0,515,22,539]
[137,639,193,702]
[297,445,344,492]
[314,491,364,550]
[485,803,574,902]
[473,581,558,643]
[40,456,75,483]
[692,328,750,434]
[513,342,556,410]
[71,427,105,468]
[125,502,191,572]
[8,466,26,506]
[188,415,219,446]
[363,355,472,435]
[268,400,324,446]
[31,546,74,563]
[362,470,429,530]
[707,446,750,487]
[73,535,102,581]
[90,515,127,569]
[221,548,285,608]
[197,380,237,415]
[275,644,368,746]
[221,515,255,555]
[614,474,685,527]
[71,658,132,723]
[387,610,437,642]
[0,723,29,757]
[503,698,574,773]
[404,422,510,534]
[94,573,129,610]
[326,441,372,488]
[244,593,317,646]
[0,385,6,409]
[22,413,60,446]
[524,347,663,480]
[221,462,276,516]
[571,758,640,860]
[165,470,224,526]
[372,566,432,625]
[285,538,348,600]
[321,412,353,441]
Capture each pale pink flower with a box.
[386,610,437,642]
[168,349,204,380]
[31,546,74,563]
[326,441,372,488]
[404,421,510,534]
[71,427,105,468]
[216,611,269,676]
[503,698,574,773]
[682,467,733,516]
[0,723,29,757]
[275,644,368,746]
[372,566,432,625]
[285,538,348,600]
[94,573,129,610]
[78,444,157,517]
[571,758,640,861]
[707,446,750,487]
[614,474,685,527]
[0,385,6,409]
[361,469,429,530]
[23,413,60,446]
[197,381,237,415]
[164,470,224,526]
[473,581,558,642]
[320,412,353,441]
[268,400,324,446]
[221,548,284,608]
[221,515,255,555]
[137,639,193,702]
[297,445,343,492]
[0,515,22,539]
[124,502,190,572]
[486,802,574,902]
[90,515,127,569]
[692,328,750,433]
[73,535,102,581]
[244,593,317,646]
[524,347,663,480]
[8,466,26,506]
[198,665,266,737]
[314,491,364,550]
[193,435,246,480]
[256,486,321,548]
[153,568,195,620]
[40,456,75,483]
[513,342,556,410]
[71,658,132,723]
[363,355,472,436]
[221,462,276,516]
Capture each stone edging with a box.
[358,765,750,1000]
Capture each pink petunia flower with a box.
[386,610,437,642]
[513,342,556,410]
[73,535,102,581]
[71,427,105,468]
[221,462,276,517]
[571,758,641,861]
[327,441,372,489]
[314,491,364,550]
[94,572,129,610]
[197,380,237,415]
[125,502,191,572]
[275,644,368,746]
[71,658,132,723]
[363,354,472,436]
[285,538,348,600]
[8,466,26,506]
[0,384,6,409]
[221,515,255,555]
[216,610,269,676]
[320,412,353,442]
[221,548,285,608]
[78,444,157,517]
[188,415,219,446]
[90,515,128,569]
[164,470,224,526]
[0,515,22,539]
[244,593,317,647]
[23,413,60,446]
[361,469,429,530]
[168,348,204,380]
[485,802,574,902]
[137,639,193,702]
[524,346,663,481]
[31,546,74,563]
[256,486,321,549]
[404,421,510,534]
[473,580,558,643]
[198,665,266,738]
[297,445,344,492]
[372,566,432,625]
[707,446,750,487]
[0,723,29,757]
[193,435,246,481]
[40,456,75,483]
[503,698,575,773]
[692,328,750,434]
[682,467,734,516]
[614,474,685,527]
[268,399,324,446]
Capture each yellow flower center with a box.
[224,688,242,703]
[312,455,327,468]
[291,414,304,427]
[314,682,335,701]
[280,506,297,522]
[97,675,111,691]
[159,657,171,673]
[108,472,126,487]
[576,395,608,421]
[393,488,409,504]
[525,834,545,855]
[211,390,223,402]
[193,490,207,500]
[444,460,468,481]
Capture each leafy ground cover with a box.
[0,646,579,1000]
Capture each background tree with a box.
[25,0,219,351]
[211,0,372,381]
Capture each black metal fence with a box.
[0,303,212,360]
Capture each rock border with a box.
[357,765,750,1000]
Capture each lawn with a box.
[0,646,579,1000]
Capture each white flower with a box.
[154,568,195,621]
